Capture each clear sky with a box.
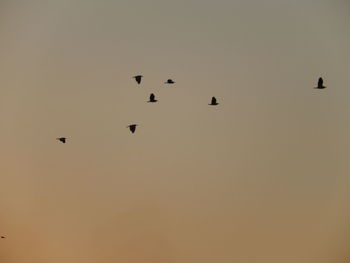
[0,1,350,262]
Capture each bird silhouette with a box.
[147,93,158,103]
[133,75,143,84]
[209,97,219,105]
[315,77,326,89]
[1,236,5,239]
[165,79,175,84]
[56,137,67,143]
[127,124,138,133]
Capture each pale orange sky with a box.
[1,1,350,263]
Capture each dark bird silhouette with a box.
[165,79,175,84]
[1,236,5,239]
[147,93,157,103]
[133,75,143,84]
[127,124,138,133]
[209,97,219,106]
[56,137,67,143]
[315,77,326,89]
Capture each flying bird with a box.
[209,97,219,106]
[147,93,157,103]
[165,79,175,84]
[127,124,138,133]
[133,75,143,84]
[56,137,67,143]
[315,77,326,89]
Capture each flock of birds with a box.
[1,76,327,239]
[55,76,325,143]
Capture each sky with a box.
[0,0,350,262]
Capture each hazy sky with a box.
[0,1,350,262]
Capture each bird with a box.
[147,93,157,103]
[165,79,175,84]
[133,75,143,84]
[127,124,138,133]
[56,137,67,143]
[315,77,326,89]
[1,236,5,239]
[209,97,219,106]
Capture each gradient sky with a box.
[0,1,350,262]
